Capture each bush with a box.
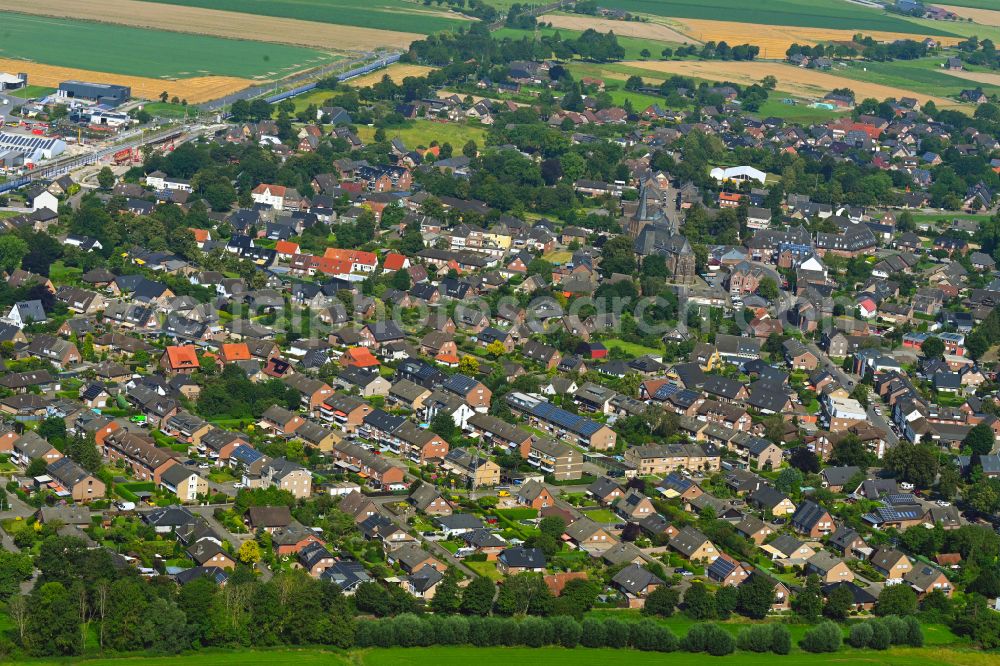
[868,620,892,650]
[849,622,873,648]
[580,618,606,648]
[629,618,678,652]
[603,618,630,648]
[799,620,843,653]
[882,615,909,645]
[682,623,733,654]
[518,616,552,647]
[737,625,773,652]
[549,615,582,648]
[904,616,924,647]
[771,624,791,655]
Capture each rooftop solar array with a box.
[529,400,602,437]
[0,132,60,151]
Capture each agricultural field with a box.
[939,4,1000,27]
[539,14,695,44]
[139,0,467,35]
[830,57,1000,99]
[348,64,437,88]
[12,84,55,99]
[601,0,957,35]
[0,12,335,80]
[667,18,964,56]
[0,0,421,51]
[608,60,967,109]
[356,120,487,151]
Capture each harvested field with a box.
[944,69,1000,87]
[0,0,420,51]
[347,64,435,87]
[617,60,965,109]
[0,58,252,103]
[539,14,696,44]
[672,18,963,56]
[938,5,1000,26]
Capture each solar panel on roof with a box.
[653,383,679,400]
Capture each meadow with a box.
[356,120,488,151]
[0,12,335,79]
[601,0,957,35]
[829,58,1000,99]
[139,0,465,35]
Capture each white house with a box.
[30,189,59,213]
[5,300,46,328]
[251,184,287,210]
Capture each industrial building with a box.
[57,81,130,107]
[0,131,67,162]
[0,72,27,91]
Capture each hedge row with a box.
[848,616,924,650]
[355,614,679,652]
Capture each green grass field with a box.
[829,57,1000,99]
[902,16,1000,44]
[602,338,663,358]
[753,98,847,123]
[139,0,465,34]
[361,646,990,666]
[602,0,957,35]
[6,645,992,666]
[12,85,56,100]
[934,0,1000,8]
[357,120,487,151]
[0,12,336,79]
[139,102,200,118]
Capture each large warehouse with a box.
[57,80,130,107]
[0,131,67,162]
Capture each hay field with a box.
[0,0,420,51]
[944,69,1000,87]
[617,60,964,108]
[672,18,964,56]
[938,5,1000,27]
[0,58,252,103]
[347,64,435,87]
[539,14,696,44]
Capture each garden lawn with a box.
[356,120,487,152]
[464,560,501,581]
[582,508,618,523]
[601,338,663,357]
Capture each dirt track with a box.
[618,60,965,109]
[0,58,253,103]
[539,14,696,44]
[0,0,422,51]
